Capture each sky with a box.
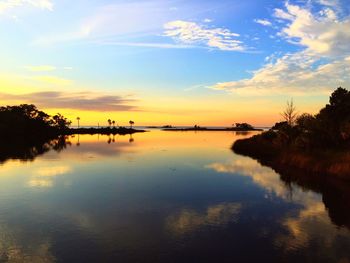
[0,0,349,126]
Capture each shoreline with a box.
[163,128,263,132]
[232,135,350,181]
[65,127,147,135]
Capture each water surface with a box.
[0,131,349,262]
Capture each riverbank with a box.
[232,134,350,180]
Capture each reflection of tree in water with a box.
[0,136,71,164]
[269,165,350,230]
[0,132,137,164]
[235,131,249,136]
[76,134,80,146]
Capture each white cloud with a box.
[164,20,245,51]
[274,2,350,56]
[210,1,350,95]
[316,0,339,8]
[254,19,272,26]
[0,0,53,13]
[212,52,350,95]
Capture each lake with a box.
[0,130,349,262]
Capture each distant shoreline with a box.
[65,127,146,135]
[163,127,263,132]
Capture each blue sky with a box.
[0,0,349,126]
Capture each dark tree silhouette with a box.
[235,123,254,130]
[233,87,350,162]
[0,104,71,139]
[51,114,72,130]
[281,99,298,126]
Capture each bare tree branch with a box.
[281,99,298,126]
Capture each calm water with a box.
[0,131,350,262]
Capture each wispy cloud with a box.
[0,0,53,14]
[0,91,138,112]
[32,1,246,52]
[93,41,198,49]
[254,19,272,26]
[33,1,172,46]
[164,20,245,51]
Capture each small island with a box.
[232,87,350,180]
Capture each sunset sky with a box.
[0,0,349,126]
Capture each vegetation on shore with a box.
[233,87,350,179]
[0,104,144,140]
[0,104,71,140]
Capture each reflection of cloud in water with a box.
[207,157,350,258]
[28,165,72,188]
[166,203,241,236]
[0,223,55,262]
[274,201,350,261]
[207,157,289,199]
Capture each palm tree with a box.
[129,120,134,129]
[112,120,115,128]
[76,117,80,128]
[107,119,112,128]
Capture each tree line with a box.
[269,87,350,150]
[0,104,71,139]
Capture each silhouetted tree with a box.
[107,119,112,128]
[129,120,134,129]
[238,87,350,151]
[112,120,115,128]
[51,114,72,130]
[315,87,350,145]
[0,104,71,138]
[271,121,288,131]
[77,117,80,128]
[281,99,298,126]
